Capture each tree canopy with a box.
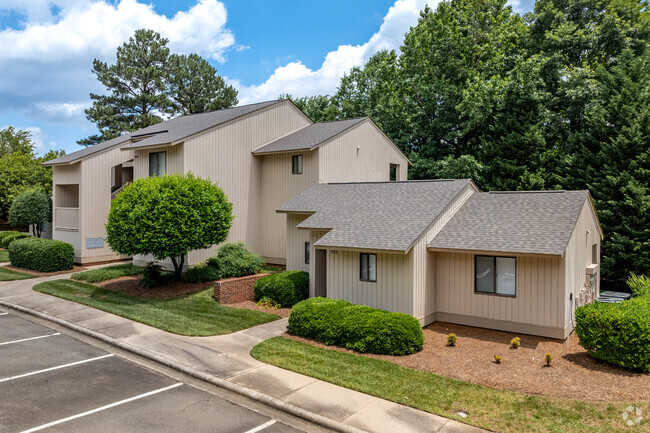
[105,173,233,279]
[288,0,650,289]
[80,29,238,146]
[0,126,34,157]
[9,190,52,238]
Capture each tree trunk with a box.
[33,224,41,238]
[170,254,185,281]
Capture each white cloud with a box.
[236,0,433,104]
[0,0,235,126]
[24,126,45,150]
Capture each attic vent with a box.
[488,190,566,194]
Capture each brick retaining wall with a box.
[214,273,270,304]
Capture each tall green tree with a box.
[280,94,339,122]
[9,190,52,238]
[0,153,52,221]
[168,53,238,114]
[0,127,35,157]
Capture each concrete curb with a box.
[0,300,367,433]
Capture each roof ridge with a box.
[324,179,468,186]
[312,117,367,125]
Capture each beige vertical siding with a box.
[133,144,184,178]
[181,102,311,265]
[52,164,81,184]
[286,214,311,272]
[434,251,565,337]
[318,120,409,183]
[411,184,476,323]
[78,147,135,261]
[563,199,602,331]
[52,164,82,257]
[260,151,319,262]
[326,249,414,316]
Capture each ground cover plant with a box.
[254,270,308,307]
[288,297,424,355]
[0,266,35,281]
[9,238,74,272]
[71,263,144,283]
[34,280,280,336]
[251,337,647,433]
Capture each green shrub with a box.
[288,297,424,356]
[510,337,521,349]
[140,262,165,289]
[9,237,74,272]
[575,296,650,372]
[627,273,650,297]
[254,270,309,307]
[207,242,265,278]
[184,265,221,283]
[0,231,21,245]
[0,232,30,248]
[8,190,51,237]
[447,333,457,346]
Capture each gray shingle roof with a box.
[44,100,283,165]
[428,190,590,256]
[252,118,366,154]
[277,180,473,252]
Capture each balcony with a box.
[54,207,79,231]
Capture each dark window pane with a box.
[475,256,494,293]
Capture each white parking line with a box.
[0,354,114,383]
[0,333,61,346]
[19,383,183,433]
[244,419,277,433]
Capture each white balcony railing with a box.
[54,207,79,231]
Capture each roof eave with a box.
[427,246,563,258]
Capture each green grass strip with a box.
[34,279,280,336]
[71,263,144,283]
[0,266,35,281]
[251,337,647,433]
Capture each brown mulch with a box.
[95,275,213,299]
[228,300,292,318]
[5,264,88,276]
[285,322,650,402]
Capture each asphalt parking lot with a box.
[0,309,306,433]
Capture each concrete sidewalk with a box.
[0,273,486,433]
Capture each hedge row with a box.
[254,271,309,307]
[9,238,75,272]
[575,292,650,372]
[0,231,30,249]
[288,297,424,356]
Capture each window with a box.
[292,155,303,175]
[592,244,598,265]
[360,253,377,282]
[389,164,399,181]
[475,256,516,296]
[305,242,310,265]
[149,151,166,177]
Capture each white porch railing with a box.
[54,207,79,231]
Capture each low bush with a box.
[447,333,457,346]
[494,355,502,364]
[184,265,221,283]
[575,295,650,372]
[9,237,74,272]
[254,271,309,307]
[288,297,424,356]
[140,262,165,289]
[0,231,21,246]
[627,273,650,298]
[207,242,265,279]
[510,337,520,349]
[0,231,30,248]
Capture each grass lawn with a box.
[71,263,144,283]
[0,249,9,263]
[251,337,647,433]
[261,264,285,273]
[34,280,280,336]
[0,266,35,281]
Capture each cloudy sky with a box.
[0,0,534,155]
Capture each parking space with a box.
[0,310,306,433]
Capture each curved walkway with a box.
[0,272,486,433]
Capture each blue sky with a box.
[0,0,534,156]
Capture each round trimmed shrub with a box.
[9,237,74,272]
[288,297,425,356]
[254,270,309,307]
[575,296,650,372]
[0,231,21,246]
[184,265,221,283]
[0,231,30,248]
[207,242,265,279]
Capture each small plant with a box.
[184,265,221,283]
[140,262,164,289]
[257,297,280,309]
[510,337,520,349]
[494,354,502,364]
[545,352,553,367]
[447,333,457,347]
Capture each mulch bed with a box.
[96,275,213,299]
[285,321,650,402]
[5,264,88,276]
